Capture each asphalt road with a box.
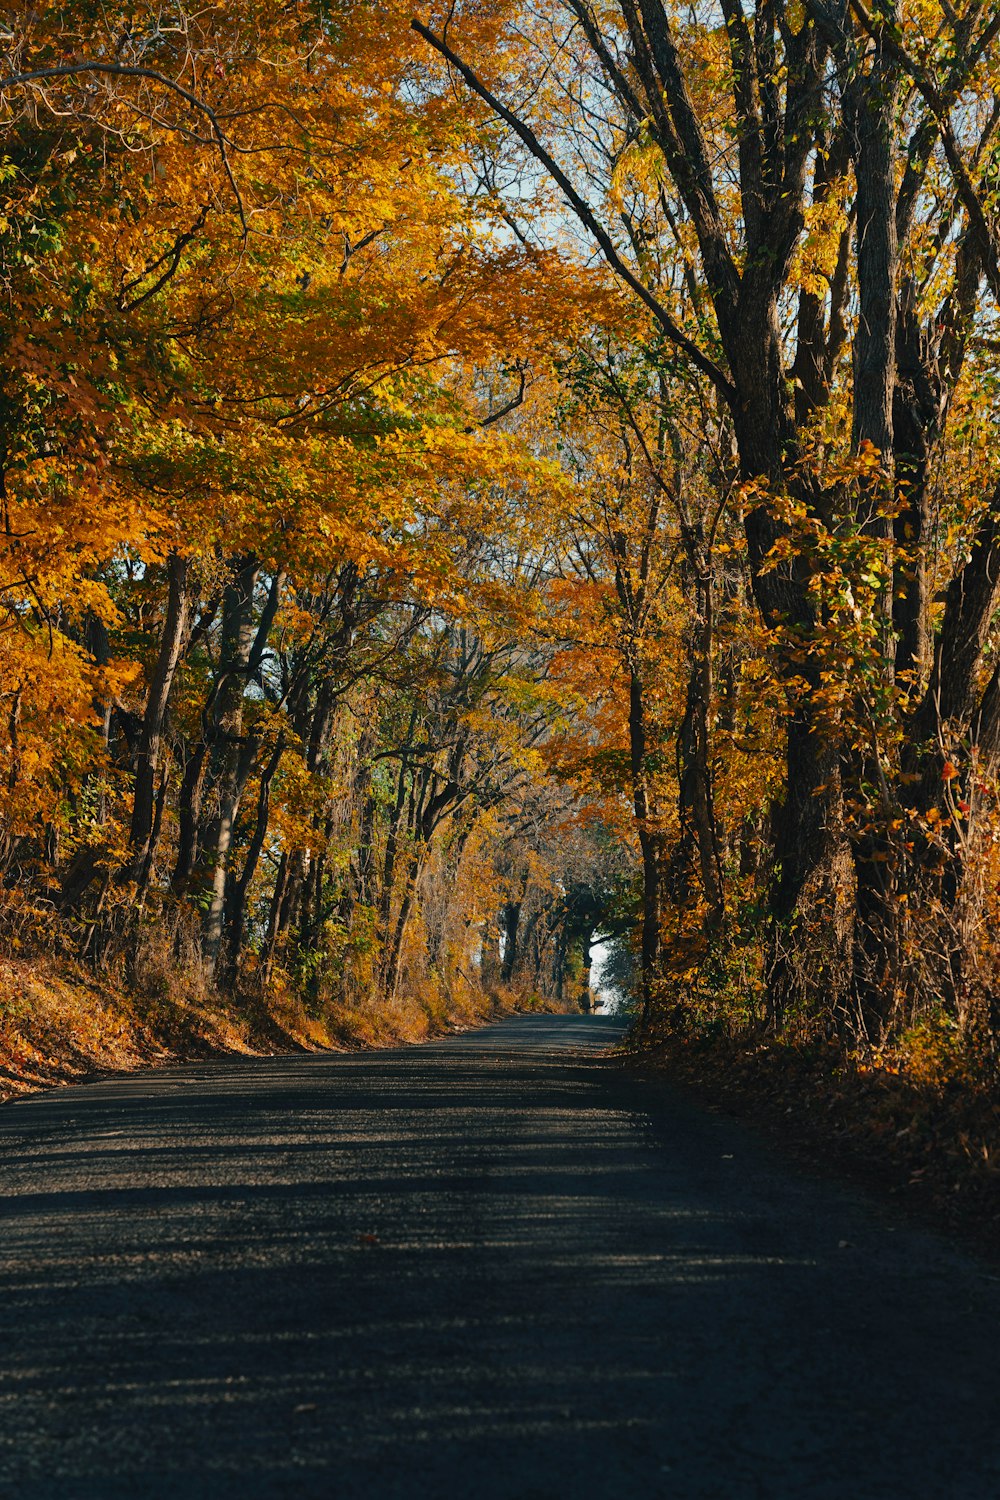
[0,1013,998,1499]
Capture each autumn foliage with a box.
[0,2,616,1051]
[1,1,1000,1095]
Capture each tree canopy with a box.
[2,0,1000,1075]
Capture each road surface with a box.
[0,1013,998,1498]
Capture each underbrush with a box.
[0,952,298,1103]
[632,1008,1000,1252]
[0,946,516,1104]
[0,930,574,1103]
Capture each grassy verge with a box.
[0,957,555,1104]
[627,1022,1000,1257]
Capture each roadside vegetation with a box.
[1,0,1000,1212]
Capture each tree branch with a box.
[410,18,736,403]
[0,61,247,232]
[845,0,1000,301]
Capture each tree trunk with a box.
[500,899,522,983]
[843,21,902,1035]
[135,766,170,904]
[383,852,422,999]
[129,553,189,882]
[671,563,724,932]
[223,734,285,982]
[627,663,661,1023]
[172,742,208,894]
[199,559,259,969]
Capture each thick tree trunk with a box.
[574,927,595,1012]
[554,922,567,1007]
[378,755,411,945]
[843,26,902,1035]
[729,310,842,1022]
[261,851,290,978]
[376,708,419,949]
[845,44,899,472]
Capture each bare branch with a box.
[410,18,736,403]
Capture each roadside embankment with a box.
[0,957,555,1103]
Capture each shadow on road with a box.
[0,1015,997,1499]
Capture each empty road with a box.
[0,1013,998,1498]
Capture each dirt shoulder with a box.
[624,1026,1000,1261]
